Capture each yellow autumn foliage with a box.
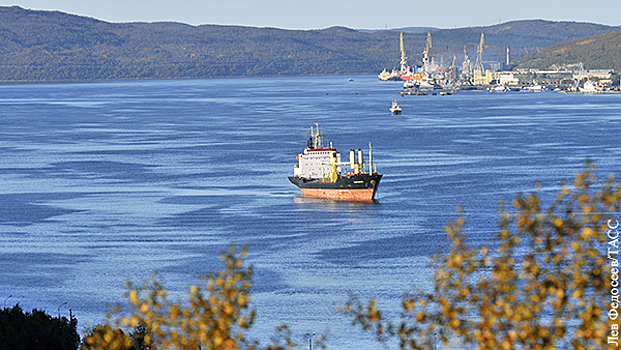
[82,244,304,350]
[342,162,621,350]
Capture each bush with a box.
[342,163,621,350]
[82,245,309,350]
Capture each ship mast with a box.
[310,123,324,149]
[369,142,373,174]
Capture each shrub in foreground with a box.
[342,163,621,350]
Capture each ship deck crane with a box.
[321,143,375,183]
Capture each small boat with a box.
[579,80,603,93]
[403,80,417,89]
[398,90,428,96]
[528,85,543,92]
[489,85,509,93]
[389,100,402,115]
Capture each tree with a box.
[0,304,80,350]
[342,162,621,350]
[82,245,304,350]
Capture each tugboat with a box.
[389,100,402,115]
[288,124,382,202]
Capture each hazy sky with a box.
[2,0,620,29]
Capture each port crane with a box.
[572,62,584,91]
[474,32,485,73]
[462,45,472,77]
[399,32,408,75]
[461,45,472,80]
[422,31,432,68]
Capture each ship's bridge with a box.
[294,147,341,179]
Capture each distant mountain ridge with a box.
[0,6,619,82]
[358,27,439,34]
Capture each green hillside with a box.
[429,20,620,63]
[513,29,621,71]
[0,6,619,82]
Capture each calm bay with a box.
[0,75,620,348]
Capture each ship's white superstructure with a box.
[293,124,341,180]
[294,148,342,179]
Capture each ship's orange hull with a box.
[299,187,377,202]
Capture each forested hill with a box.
[513,29,621,71]
[0,6,619,82]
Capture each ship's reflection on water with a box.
[293,195,380,209]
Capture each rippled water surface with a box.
[1,76,620,348]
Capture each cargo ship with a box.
[288,124,382,202]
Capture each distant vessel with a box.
[489,85,509,93]
[378,33,413,81]
[579,80,603,93]
[378,69,400,81]
[399,32,438,89]
[527,84,543,92]
[403,76,436,90]
[389,100,402,114]
[288,124,382,202]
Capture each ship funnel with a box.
[358,149,364,174]
[349,149,355,171]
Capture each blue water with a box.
[0,76,620,348]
